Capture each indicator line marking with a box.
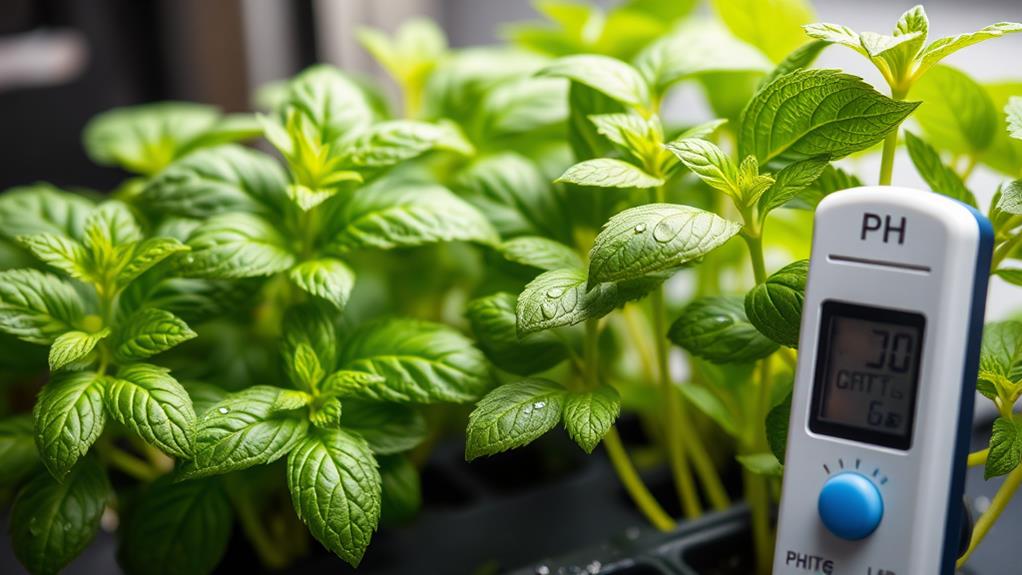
[823,464,831,475]
[873,469,879,478]
[828,254,931,273]
[881,477,889,485]
[838,458,844,469]
[855,458,861,469]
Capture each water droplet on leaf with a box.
[546,287,565,299]
[536,566,551,575]
[533,401,546,409]
[633,223,647,233]
[217,407,230,414]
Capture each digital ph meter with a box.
[773,186,993,575]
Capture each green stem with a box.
[993,233,1022,269]
[958,463,1022,567]
[969,449,989,467]
[743,234,767,284]
[101,445,159,482]
[674,405,731,511]
[603,426,676,532]
[583,318,600,389]
[960,155,979,182]
[745,466,774,575]
[878,88,908,186]
[652,285,703,519]
[230,488,291,569]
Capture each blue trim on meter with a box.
[940,204,993,575]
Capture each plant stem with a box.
[651,285,702,519]
[993,233,1022,269]
[878,88,908,186]
[957,463,1022,567]
[674,406,731,511]
[969,449,989,467]
[584,318,600,389]
[101,445,159,482]
[603,426,676,532]
[231,489,291,569]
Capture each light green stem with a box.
[603,426,677,532]
[879,88,908,186]
[993,233,1022,269]
[969,449,989,467]
[101,445,159,482]
[958,463,1022,567]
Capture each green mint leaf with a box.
[466,292,569,376]
[986,416,1022,479]
[465,379,567,460]
[497,236,583,271]
[476,77,567,139]
[566,82,627,162]
[0,415,39,486]
[802,23,865,55]
[674,119,730,142]
[712,0,814,62]
[635,21,772,95]
[994,269,1022,286]
[788,164,863,211]
[562,385,620,454]
[118,476,232,575]
[113,308,197,363]
[357,18,446,89]
[745,259,808,348]
[738,69,919,163]
[555,158,664,189]
[588,203,742,285]
[48,329,109,371]
[15,233,91,279]
[588,112,659,160]
[341,400,428,455]
[185,213,295,278]
[84,201,143,253]
[453,153,570,241]
[319,371,387,398]
[669,296,779,363]
[736,453,784,477]
[379,454,421,525]
[116,237,191,287]
[1007,96,1022,140]
[537,55,650,109]
[679,384,739,437]
[181,386,310,478]
[336,318,491,404]
[327,179,499,253]
[767,392,792,462]
[82,102,222,174]
[104,364,196,459]
[515,267,662,336]
[917,22,1022,76]
[288,258,356,311]
[979,321,1022,381]
[141,144,290,218]
[0,269,85,345]
[0,185,93,241]
[996,180,1022,215]
[343,120,474,168]
[287,429,381,567]
[273,389,314,411]
[282,304,337,392]
[736,155,775,207]
[665,138,739,197]
[290,343,326,391]
[11,457,110,575]
[904,131,978,207]
[910,65,998,156]
[182,381,229,417]
[33,371,106,481]
[271,65,375,144]
[309,396,343,430]
[758,157,830,216]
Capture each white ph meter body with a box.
[773,186,993,575]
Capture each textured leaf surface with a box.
[986,416,1022,479]
[562,386,620,453]
[739,69,919,163]
[0,185,93,241]
[465,379,567,459]
[282,304,338,392]
[113,308,196,363]
[745,260,808,347]
[669,296,779,363]
[666,138,739,196]
[588,203,741,285]
[105,364,196,458]
[119,476,232,575]
[33,372,106,481]
[556,158,664,189]
[335,319,491,404]
[116,237,191,286]
[49,329,109,371]
[341,400,428,455]
[537,55,650,108]
[758,157,830,215]
[979,321,1022,381]
[996,180,1022,215]
[466,292,568,376]
[904,131,977,206]
[287,429,381,567]
[0,269,84,344]
[288,258,356,311]
[766,392,792,462]
[328,180,498,253]
[11,457,110,575]
[182,386,310,478]
[186,213,295,278]
[343,120,472,168]
[16,233,91,279]
[497,236,583,271]
[0,415,39,486]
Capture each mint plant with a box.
[0,3,1021,575]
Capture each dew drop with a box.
[540,301,558,319]
[586,561,602,574]
[217,407,230,415]
[546,287,565,299]
[633,223,647,234]
[652,216,681,243]
[536,566,551,575]
[533,401,546,409]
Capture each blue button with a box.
[818,472,884,540]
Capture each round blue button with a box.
[818,472,884,540]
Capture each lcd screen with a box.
[809,302,925,450]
